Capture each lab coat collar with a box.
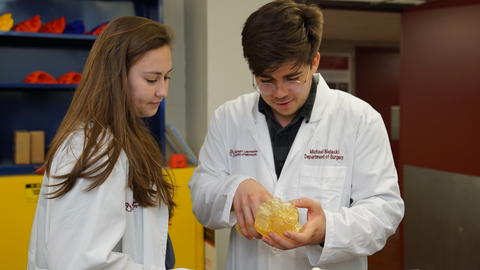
[247,73,332,175]
[309,73,331,123]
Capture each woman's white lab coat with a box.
[28,130,183,270]
[188,73,404,270]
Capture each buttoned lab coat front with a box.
[28,130,190,270]
[188,73,404,270]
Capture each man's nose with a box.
[272,83,288,98]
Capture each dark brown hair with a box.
[44,16,176,217]
[241,0,323,75]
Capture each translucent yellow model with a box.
[235,198,303,237]
[254,198,303,236]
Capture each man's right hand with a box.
[232,179,274,240]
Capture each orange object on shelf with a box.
[35,165,45,175]
[39,16,66,34]
[12,15,41,32]
[169,153,187,168]
[0,13,14,31]
[87,22,108,35]
[58,72,82,84]
[24,71,58,84]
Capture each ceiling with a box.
[321,8,402,42]
[297,0,434,42]
[304,0,431,12]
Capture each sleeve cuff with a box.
[220,175,253,226]
[305,210,334,265]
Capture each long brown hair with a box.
[241,0,323,76]
[44,16,176,217]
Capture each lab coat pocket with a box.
[300,165,347,212]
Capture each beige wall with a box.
[164,1,400,155]
[164,0,187,143]
[182,0,271,154]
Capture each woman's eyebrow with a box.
[143,67,174,75]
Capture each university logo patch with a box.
[229,149,258,157]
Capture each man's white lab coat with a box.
[188,73,404,270]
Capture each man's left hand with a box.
[261,197,326,250]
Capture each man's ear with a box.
[311,52,320,73]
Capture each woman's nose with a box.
[156,81,168,97]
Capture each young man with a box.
[188,1,404,269]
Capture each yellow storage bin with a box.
[0,174,42,269]
[0,167,203,270]
[168,167,204,270]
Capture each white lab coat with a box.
[188,73,404,270]
[28,129,188,270]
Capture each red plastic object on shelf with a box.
[12,15,42,32]
[169,153,187,169]
[39,16,66,34]
[87,22,108,35]
[24,71,58,84]
[35,165,45,175]
[58,72,82,84]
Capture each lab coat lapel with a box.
[284,73,330,168]
[249,95,275,172]
[285,122,315,166]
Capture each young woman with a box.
[27,16,188,270]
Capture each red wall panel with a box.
[356,47,400,168]
[400,2,480,177]
[355,47,402,270]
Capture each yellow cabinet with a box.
[0,174,42,269]
[0,167,203,270]
[168,167,204,270]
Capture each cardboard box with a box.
[14,131,31,165]
[30,131,45,164]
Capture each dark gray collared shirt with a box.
[258,76,318,178]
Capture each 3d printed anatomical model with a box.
[254,198,303,236]
[235,198,303,237]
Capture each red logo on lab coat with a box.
[125,201,139,212]
[229,149,258,157]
